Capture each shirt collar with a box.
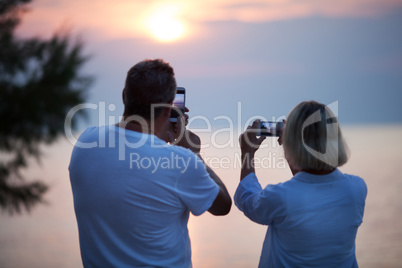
[293,169,342,183]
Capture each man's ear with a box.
[162,105,172,118]
[162,100,173,117]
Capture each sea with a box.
[1,125,401,268]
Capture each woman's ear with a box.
[122,89,126,104]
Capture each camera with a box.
[169,87,185,122]
[257,121,284,137]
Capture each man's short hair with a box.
[283,101,349,172]
[123,59,177,120]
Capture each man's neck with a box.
[116,119,155,135]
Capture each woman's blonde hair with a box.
[283,101,349,172]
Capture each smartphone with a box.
[169,87,185,122]
[257,121,284,137]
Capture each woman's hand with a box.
[239,120,266,156]
[239,120,266,180]
[277,119,286,146]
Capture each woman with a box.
[235,101,367,267]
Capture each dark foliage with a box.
[0,0,92,214]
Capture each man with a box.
[69,59,231,267]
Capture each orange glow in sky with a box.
[145,5,186,42]
[17,0,402,42]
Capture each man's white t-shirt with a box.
[69,125,219,268]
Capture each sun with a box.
[146,7,185,42]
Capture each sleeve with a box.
[234,173,286,225]
[354,176,368,224]
[176,153,220,216]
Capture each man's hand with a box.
[174,129,201,154]
[162,107,189,144]
[166,115,186,142]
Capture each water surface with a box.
[1,125,401,267]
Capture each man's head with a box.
[123,59,177,121]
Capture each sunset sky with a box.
[4,3,401,267]
[17,0,402,128]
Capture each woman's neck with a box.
[302,168,336,175]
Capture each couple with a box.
[69,59,367,267]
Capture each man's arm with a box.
[203,163,232,215]
[176,129,231,216]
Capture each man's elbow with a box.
[216,199,232,215]
[209,194,232,216]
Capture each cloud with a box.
[18,0,402,40]
[186,0,402,22]
[19,0,151,39]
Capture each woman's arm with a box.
[239,120,266,180]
